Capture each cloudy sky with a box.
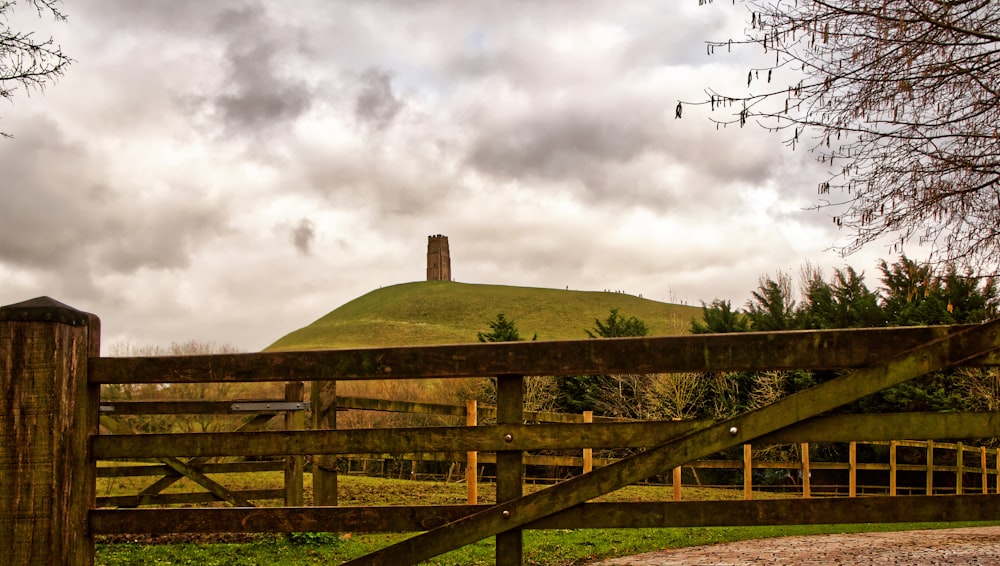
[1,1,903,353]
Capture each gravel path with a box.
[590,526,1000,565]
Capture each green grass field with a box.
[265,281,702,351]
[95,474,996,565]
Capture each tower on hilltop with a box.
[426,234,451,281]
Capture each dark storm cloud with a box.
[468,105,657,178]
[355,68,403,131]
[291,218,315,255]
[208,5,313,137]
[463,94,682,209]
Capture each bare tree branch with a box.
[685,0,1000,274]
[0,0,71,137]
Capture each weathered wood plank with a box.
[1,298,99,566]
[343,318,1000,565]
[97,460,284,477]
[89,494,1000,534]
[88,325,1000,384]
[760,412,1000,443]
[339,396,616,424]
[339,396,468,417]
[285,382,306,506]
[311,380,338,506]
[91,421,706,459]
[96,489,283,508]
[92,412,1000,460]
[154,457,254,507]
[528,495,1000,529]
[496,375,524,566]
[98,400,288,415]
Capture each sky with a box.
[0,1,905,353]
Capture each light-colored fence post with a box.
[889,440,898,496]
[981,446,988,494]
[849,441,857,497]
[466,399,478,505]
[583,411,593,474]
[801,443,811,498]
[927,440,935,495]
[672,417,682,501]
[0,297,100,566]
[957,442,965,495]
[284,381,305,506]
[743,444,752,500]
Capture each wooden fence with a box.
[94,393,1000,506]
[4,296,1000,566]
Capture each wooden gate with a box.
[3,296,1000,565]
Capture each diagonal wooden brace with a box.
[344,318,1000,565]
[100,412,275,507]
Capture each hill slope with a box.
[266,281,702,351]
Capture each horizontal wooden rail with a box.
[97,489,284,508]
[88,326,1000,384]
[98,400,298,415]
[97,460,285,477]
[90,494,1000,534]
[92,412,1000,460]
[92,421,704,459]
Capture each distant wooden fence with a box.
[4,296,1000,566]
[297,398,1000,502]
[94,394,1000,506]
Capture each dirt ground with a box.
[590,526,1000,565]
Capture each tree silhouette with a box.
[1,1,71,137]
[684,1,1000,273]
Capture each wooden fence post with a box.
[672,417,682,500]
[743,444,752,501]
[889,440,898,496]
[927,440,935,495]
[496,375,524,566]
[957,442,964,495]
[583,411,593,474]
[981,446,988,494]
[466,399,478,505]
[801,443,811,498]
[284,382,305,506]
[849,441,857,497]
[0,297,100,566]
[311,380,338,506]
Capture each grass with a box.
[264,281,702,351]
[95,473,997,565]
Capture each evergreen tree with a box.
[558,309,648,415]
[746,272,796,331]
[690,299,750,334]
[879,256,951,326]
[477,313,524,343]
[585,308,649,338]
[799,266,883,329]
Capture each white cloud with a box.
[0,1,919,352]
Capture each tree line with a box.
[477,255,999,423]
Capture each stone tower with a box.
[426,234,451,281]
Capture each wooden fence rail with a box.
[4,297,1000,566]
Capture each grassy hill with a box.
[265,281,703,351]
